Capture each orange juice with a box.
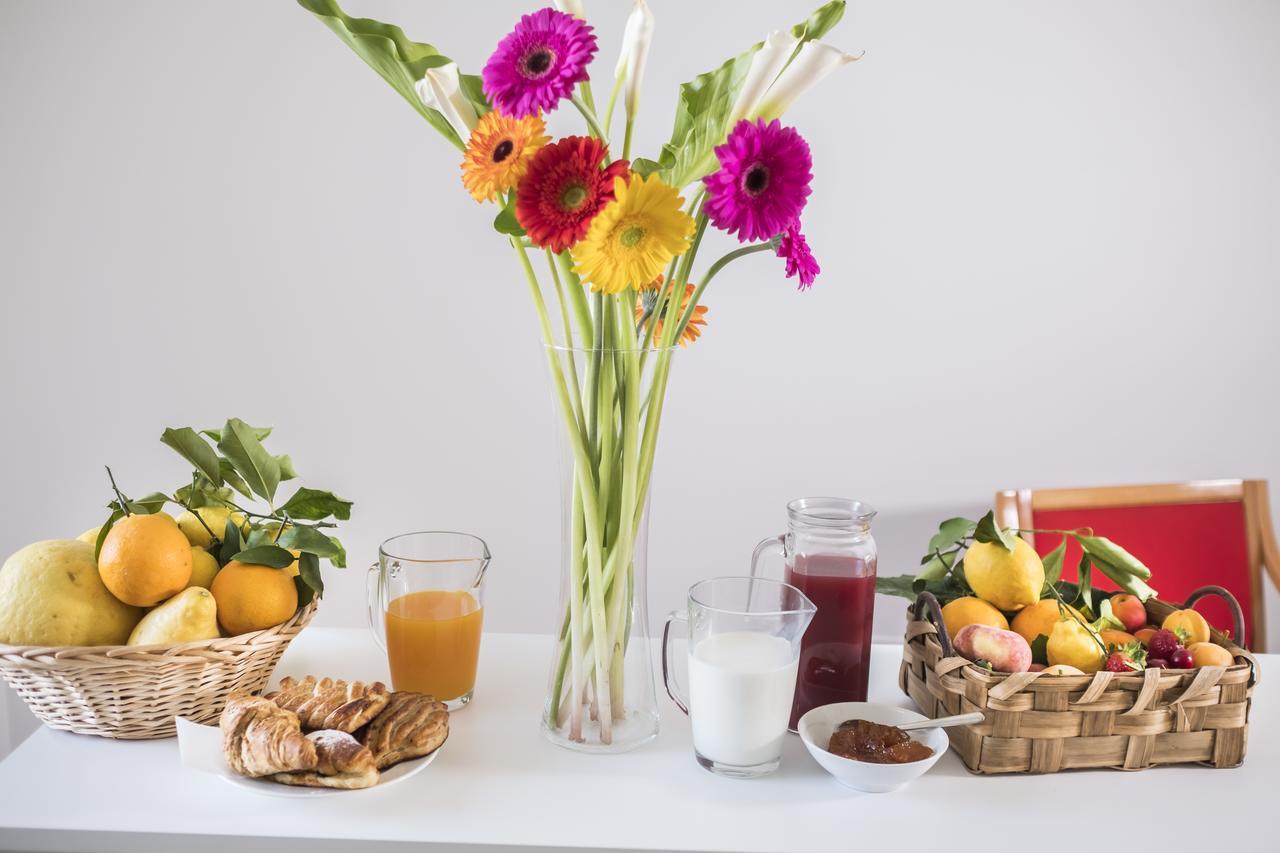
[385,589,483,701]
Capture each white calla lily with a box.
[553,0,587,19]
[615,0,656,115]
[414,62,478,140]
[727,31,799,126]
[753,40,863,122]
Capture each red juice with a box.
[784,553,877,729]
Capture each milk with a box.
[688,631,799,767]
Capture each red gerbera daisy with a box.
[516,136,629,253]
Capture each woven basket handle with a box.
[1182,585,1247,646]
[912,591,953,657]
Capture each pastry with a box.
[361,691,450,769]
[220,691,317,777]
[266,675,391,733]
[273,731,379,790]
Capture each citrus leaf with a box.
[276,454,299,482]
[217,418,281,504]
[1071,554,1095,619]
[218,460,253,499]
[232,545,298,569]
[298,552,324,600]
[1077,534,1153,580]
[277,525,346,567]
[929,517,976,554]
[280,487,353,521]
[160,427,222,486]
[94,509,124,561]
[1030,634,1049,665]
[218,518,241,565]
[1041,538,1067,587]
[973,510,1017,552]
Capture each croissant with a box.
[220,691,316,777]
[362,691,449,769]
[266,675,391,733]
[273,731,379,789]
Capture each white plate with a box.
[219,746,442,798]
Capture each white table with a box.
[0,631,1273,853]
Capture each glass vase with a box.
[540,342,673,753]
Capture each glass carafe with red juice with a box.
[751,498,877,729]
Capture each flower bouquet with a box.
[297,0,859,750]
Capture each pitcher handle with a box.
[367,561,387,652]
[751,535,785,579]
[661,609,689,715]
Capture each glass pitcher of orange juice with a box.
[367,531,490,710]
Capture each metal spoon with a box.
[896,712,985,731]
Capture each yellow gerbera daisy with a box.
[460,111,550,202]
[571,174,695,294]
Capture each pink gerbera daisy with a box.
[703,118,813,243]
[483,8,597,118]
[775,222,820,290]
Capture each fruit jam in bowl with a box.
[798,702,947,793]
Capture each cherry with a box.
[1170,648,1195,669]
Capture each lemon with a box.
[964,537,1045,612]
[1046,617,1106,673]
[176,507,249,548]
[0,540,143,646]
[1041,664,1085,675]
[128,587,220,646]
[77,526,102,544]
[254,523,300,577]
[187,547,221,590]
[941,596,1009,639]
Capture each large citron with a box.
[0,540,143,645]
[964,537,1045,612]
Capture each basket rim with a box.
[0,599,317,658]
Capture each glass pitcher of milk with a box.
[662,577,815,778]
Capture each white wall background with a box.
[3,0,1279,681]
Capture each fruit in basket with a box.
[176,506,250,549]
[1169,648,1195,669]
[1134,627,1158,645]
[941,596,1009,638]
[1104,652,1137,673]
[1100,629,1137,648]
[1162,609,1210,645]
[1147,658,1168,669]
[77,525,101,544]
[1041,664,1085,675]
[1046,618,1106,673]
[127,587,220,645]
[211,559,299,635]
[1146,628,1182,661]
[1011,599,1084,647]
[1188,642,1233,667]
[953,624,1032,673]
[98,514,193,607]
[963,537,1045,612]
[187,547,220,590]
[1108,593,1147,632]
[0,540,143,646]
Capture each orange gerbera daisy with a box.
[635,276,708,346]
[461,111,550,202]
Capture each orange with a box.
[1187,641,1233,667]
[1011,599,1084,647]
[210,560,298,636]
[941,596,1009,639]
[1162,609,1211,645]
[1100,629,1136,649]
[98,514,193,607]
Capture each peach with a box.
[1187,642,1234,667]
[953,624,1033,673]
[1100,629,1137,649]
[1109,594,1148,633]
[1163,609,1211,645]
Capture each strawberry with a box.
[1104,652,1135,672]
[1104,641,1148,673]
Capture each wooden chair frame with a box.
[995,479,1280,652]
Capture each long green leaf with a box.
[278,525,346,567]
[296,0,488,149]
[642,1,846,187]
[232,545,298,569]
[1077,534,1153,580]
[218,418,281,504]
[160,427,222,486]
[1041,537,1067,586]
[280,487,353,521]
[297,552,324,601]
[973,510,1017,552]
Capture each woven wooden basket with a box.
[900,586,1258,774]
[0,601,316,740]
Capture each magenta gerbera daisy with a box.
[483,8,597,118]
[775,222,820,290]
[703,118,813,243]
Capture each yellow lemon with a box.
[77,526,102,544]
[1046,617,1106,673]
[941,596,1009,640]
[128,587,220,645]
[964,537,1045,612]
[255,523,300,577]
[186,547,221,590]
[176,507,250,548]
[1041,664,1085,676]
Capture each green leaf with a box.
[94,509,124,561]
[276,454,299,482]
[218,518,241,565]
[160,427,222,486]
[297,551,324,600]
[201,424,272,443]
[218,459,253,500]
[280,487,353,521]
[1090,598,1125,632]
[1071,554,1095,619]
[631,157,662,178]
[917,552,952,581]
[295,574,316,608]
[217,418,281,504]
[1029,634,1049,665]
[1077,535,1153,580]
[973,510,1017,552]
[296,0,488,149]
[1041,538,1067,587]
[176,481,236,509]
[277,525,346,567]
[494,199,526,236]
[232,545,298,569]
[110,491,169,515]
[876,572,968,606]
[929,517,977,555]
[649,0,846,187]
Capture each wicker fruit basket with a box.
[0,601,316,740]
[900,586,1258,774]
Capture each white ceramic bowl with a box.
[797,702,947,793]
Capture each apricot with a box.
[1163,609,1211,645]
[1100,629,1137,649]
[1134,627,1159,645]
[1187,642,1234,667]
[953,624,1033,673]
[1109,593,1148,632]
